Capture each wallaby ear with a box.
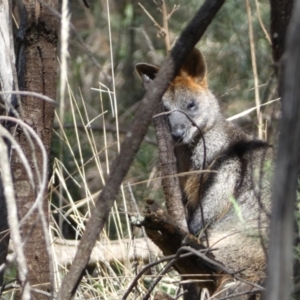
[135,63,160,90]
[180,48,206,83]
[135,63,160,79]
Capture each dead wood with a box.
[152,103,187,230]
[139,199,224,294]
[53,237,161,267]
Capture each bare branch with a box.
[138,3,163,31]
[57,1,225,299]
[167,4,180,20]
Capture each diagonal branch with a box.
[57,1,225,299]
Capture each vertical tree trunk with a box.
[264,1,300,299]
[269,0,294,73]
[12,1,59,298]
[0,0,15,287]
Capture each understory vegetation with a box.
[3,0,297,299]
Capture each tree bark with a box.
[11,1,59,298]
[152,104,188,230]
[264,1,300,299]
[138,77,187,230]
[269,0,294,73]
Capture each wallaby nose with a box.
[171,125,185,141]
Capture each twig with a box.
[122,249,209,300]
[142,256,176,300]
[127,169,217,188]
[138,3,163,32]
[161,0,171,52]
[167,4,180,20]
[254,0,271,45]
[0,91,56,104]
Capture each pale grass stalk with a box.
[110,203,124,240]
[99,86,110,176]
[59,0,70,231]
[90,87,114,94]
[85,111,107,129]
[0,91,56,104]
[245,0,263,139]
[227,98,280,121]
[54,111,91,185]
[79,90,106,185]
[65,85,107,196]
[63,192,100,218]
[98,82,115,122]
[0,137,31,300]
[71,89,106,219]
[68,85,90,204]
[53,159,81,188]
[50,225,61,293]
[254,0,271,45]
[106,0,132,240]
[106,0,120,148]
[52,86,134,296]
[54,167,84,231]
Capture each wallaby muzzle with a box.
[168,110,190,142]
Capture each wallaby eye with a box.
[187,100,197,111]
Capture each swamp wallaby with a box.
[136,48,272,298]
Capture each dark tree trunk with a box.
[0,180,9,287]
[264,1,300,299]
[269,0,294,73]
[11,1,59,298]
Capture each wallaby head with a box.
[136,48,223,144]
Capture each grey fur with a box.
[136,48,272,291]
